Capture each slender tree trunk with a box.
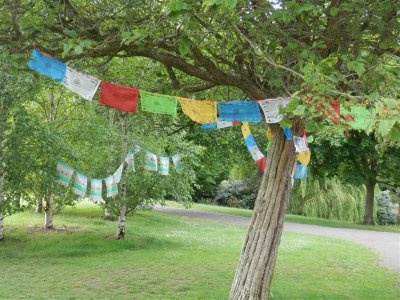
[116,113,128,239]
[364,177,376,225]
[0,174,4,241]
[35,196,43,213]
[229,121,303,300]
[44,189,53,229]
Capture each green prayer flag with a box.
[341,105,373,130]
[140,91,177,117]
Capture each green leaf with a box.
[377,119,396,137]
[63,43,73,56]
[179,36,190,56]
[389,126,400,142]
[63,29,78,38]
[279,117,292,128]
[74,44,83,55]
[293,104,306,116]
[307,135,314,144]
[347,60,366,77]
[305,121,318,133]
[285,99,300,113]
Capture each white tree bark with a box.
[229,121,303,300]
[44,191,53,229]
[0,171,5,241]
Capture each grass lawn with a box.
[166,201,400,233]
[0,203,399,299]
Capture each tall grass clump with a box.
[289,176,366,223]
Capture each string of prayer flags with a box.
[283,128,293,140]
[241,123,266,172]
[90,179,103,202]
[178,98,217,124]
[159,156,170,176]
[100,81,139,113]
[56,162,74,187]
[340,105,373,130]
[241,122,252,139]
[200,121,240,130]
[297,151,311,167]
[63,67,101,100]
[293,135,309,153]
[113,164,124,183]
[105,175,118,198]
[258,98,291,123]
[73,172,88,197]
[145,152,158,172]
[125,151,135,170]
[172,154,182,172]
[256,157,267,172]
[28,49,66,83]
[141,91,177,117]
[218,101,261,122]
[293,163,307,180]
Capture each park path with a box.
[154,206,400,273]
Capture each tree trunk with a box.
[0,172,5,241]
[364,177,376,225]
[44,190,53,229]
[115,113,128,239]
[229,121,303,300]
[35,197,43,213]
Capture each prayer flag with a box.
[178,98,217,124]
[283,128,293,140]
[145,152,158,172]
[100,81,139,112]
[241,122,251,139]
[90,179,103,202]
[248,145,264,161]
[293,135,309,153]
[105,175,118,198]
[297,151,311,167]
[159,156,170,176]
[266,127,272,141]
[125,151,135,171]
[113,164,124,183]
[201,123,217,130]
[217,121,240,128]
[56,162,74,187]
[172,154,182,172]
[244,134,257,148]
[258,98,291,123]
[218,101,261,122]
[256,157,267,173]
[28,49,66,83]
[73,172,87,197]
[140,91,177,117]
[63,67,101,100]
[293,163,307,180]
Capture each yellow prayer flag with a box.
[178,98,217,124]
[266,127,272,141]
[297,151,311,167]
[241,122,251,138]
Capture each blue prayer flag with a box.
[28,49,66,83]
[244,134,257,148]
[218,101,261,122]
[201,123,217,130]
[283,128,293,140]
[293,163,307,180]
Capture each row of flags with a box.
[56,145,182,201]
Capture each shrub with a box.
[377,190,396,225]
[214,179,257,209]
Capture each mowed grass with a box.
[0,203,398,299]
[166,201,400,233]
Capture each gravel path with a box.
[154,206,400,273]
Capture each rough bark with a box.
[115,113,128,239]
[229,120,304,300]
[364,177,376,225]
[44,190,53,229]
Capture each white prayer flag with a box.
[172,154,182,172]
[258,98,291,123]
[63,67,101,100]
[105,175,118,198]
[159,156,170,176]
[113,164,124,183]
[217,121,235,129]
[248,145,264,161]
[293,136,309,153]
[90,179,103,202]
[145,152,158,172]
[56,162,74,187]
[73,172,88,197]
[125,151,135,170]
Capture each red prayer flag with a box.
[256,157,267,173]
[99,81,139,113]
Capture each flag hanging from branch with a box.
[140,91,177,117]
[218,101,261,122]
[178,98,217,124]
[90,179,103,202]
[241,123,266,172]
[145,152,158,172]
[172,154,182,172]
[28,49,66,83]
[125,151,135,171]
[63,67,101,100]
[56,162,74,187]
[293,135,309,153]
[297,151,311,167]
[73,172,88,197]
[159,156,170,176]
[100,81,139,112]
[293,163,307,180]
[105,175,118,198]
[113,164,124,183]
[258,98,291,123]
[283,128,293,140]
